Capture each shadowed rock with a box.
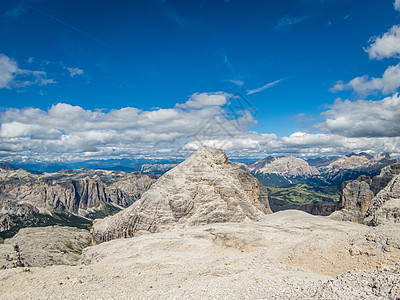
[331,162,400,225]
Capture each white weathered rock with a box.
[1,210,400,299]
[91,148,271,244]
[331,162,400,225]
[330,175,374,223]
[366,173,400,225]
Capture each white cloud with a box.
[0,92,262,161]
[227,79,244,87]
[269,132,400,158]
[0,53,55,89]
[2,91,400,162]
[275,15,308,30]
[175,92,229,109]
[330,63,400,95]
[67,67,84,77]
[246,78,285,95]
[316,94,400,138]
[395,0,400,11]
[0,54,19,88]
[365,25,400,60]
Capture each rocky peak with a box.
[91,148,271,245]
[331,162,400,225]
[326,152,393,171]
[247,155,320,177]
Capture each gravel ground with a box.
[0,211,399,299]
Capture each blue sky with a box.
[1,0,400,162]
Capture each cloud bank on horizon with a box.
[1,0,400,162]
[1,89,400,161]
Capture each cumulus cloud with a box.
[394,0,400,11]
[269,132,400,158]
[365,25,400,60]
[2,91,400,161]
[67,67,84,77]
[0,53,55,89]
[246,78,285,95]
[330,63,400,95]
[0,92,267,161]
[175,92,230,109]
[0,54,18,88]
[316,94,400,138]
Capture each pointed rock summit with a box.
[91,148,271,244]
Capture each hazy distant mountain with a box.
[0,162,16,170]
[4,158,183,174]
[140,163,178,175]
[242,152,396,187]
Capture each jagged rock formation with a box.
[331,162,400,225]
[91,148,271,244]
[317,152,395,185]
[333,175,374,223]
[0,168,155,237]
[0,226,90,268]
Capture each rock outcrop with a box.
[331,162,400,225]
[332,175,374,223]
[91,148,271,244]
[0,226,90,268]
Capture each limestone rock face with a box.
[0,169,155,216]
[370,162,400,195]
[330,175,374,223]
[331,162,400,225]
[365,174,400,226]
[91,148,271,244]
[0,200,39,232]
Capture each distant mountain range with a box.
[137,152,397,187]
[240,152,396,187]
[2,152,396,188]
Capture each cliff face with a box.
[330,162,400,225]
[91,148,272,245]
[0,170,154,216]
[0,168,155,236]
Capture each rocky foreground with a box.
[0,211,400,299]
